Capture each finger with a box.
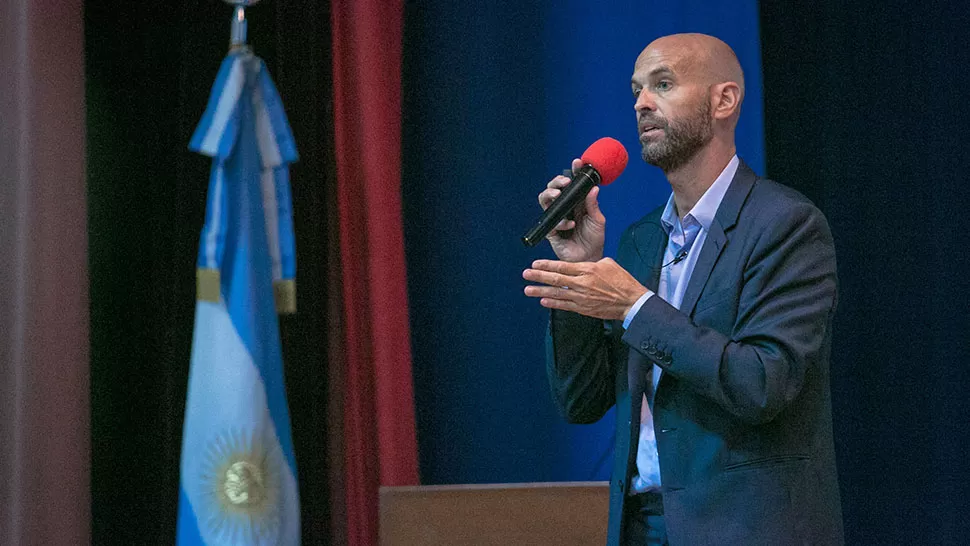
[531,260,588,276]
[522,268,570,287]
[538,187,561,209]
[539,297,580,312]
[523,285,575,299]
[546,175,573,190]
[570,158,584,176]
[550,219,576,233]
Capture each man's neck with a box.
[666,142,736,218]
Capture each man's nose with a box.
[634,91,657,112]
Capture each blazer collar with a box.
[677,159,758,316]
[631,160,759,315]
[711,159,757,235]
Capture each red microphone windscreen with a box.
[580,137,628,186]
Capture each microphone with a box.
[521,137,629,247]
[670,248,688,265]
[648,243,691,273]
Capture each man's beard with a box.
[640,99,713,172]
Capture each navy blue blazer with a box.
[546,162,844,545]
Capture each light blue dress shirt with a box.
[626,155,740,494]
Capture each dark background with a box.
[760,1,970,542]
[87,0,970,544]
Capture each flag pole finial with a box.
[224,0,261,52]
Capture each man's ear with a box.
[711,82,742,120]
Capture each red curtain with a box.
[331,0,420,544]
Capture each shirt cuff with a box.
[623,290,654,329]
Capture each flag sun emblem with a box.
[199,427,283,543]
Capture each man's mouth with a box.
[639,119,664,135]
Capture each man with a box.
[523,34,843,545]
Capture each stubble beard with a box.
[640,98,714,173]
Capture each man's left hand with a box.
[523,258,649,321]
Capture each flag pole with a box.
[225,0,261,52]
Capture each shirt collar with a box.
[660,154,740,234]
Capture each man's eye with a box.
[656,80,672,91]
[632,87,642,99]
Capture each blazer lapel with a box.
[680,223,727,317]
[680,161,758,316]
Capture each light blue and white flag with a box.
[177,51,300,546]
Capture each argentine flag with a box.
[177,51,300,545]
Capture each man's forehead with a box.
[633,46,690,78]
[633,33,744,88]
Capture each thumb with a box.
[585,186,606,224]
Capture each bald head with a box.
[631,33,745,173]
[637,33,745,105]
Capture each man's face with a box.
[631,45,714,172]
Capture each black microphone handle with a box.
[522,165,601,247]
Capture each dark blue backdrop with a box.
[759,1,970,543]
[402,1,764,485]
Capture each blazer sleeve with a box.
[621,200,838,425]
[545,308,619,424]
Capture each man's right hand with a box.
[538,158,607,263]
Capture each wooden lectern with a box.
[379,481,609,546]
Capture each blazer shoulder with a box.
[622,204,666,238]
[616,204,666,269]
[744,177,829,225]
[738,177,836,257]
[618,203,666,250]
[748,176,814,206]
